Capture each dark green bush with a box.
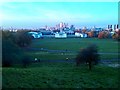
[14,30,32,47]
[76,44,100,70]
[2,39,23,67]
[2,30,32,67]
[22,56,32,68]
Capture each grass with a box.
[26,51,119,60]
[30,38,119,52]
[26,51,76,60]
[2,38,120,88]
[26,38,119,60]
[2,62,120,88]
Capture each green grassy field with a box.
[26,38,119,60]
[2,38,120,88]
[2,62,120,88]
[30,38,118,52]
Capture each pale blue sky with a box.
[0,2,118,29]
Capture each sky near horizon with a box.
[0,2,118,29]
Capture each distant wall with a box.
[43,35,54,38]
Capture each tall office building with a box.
[113,24,119,30]
[108,25,110,29]
[114,24,116,30]
[116,24,119,29]
[107,25,113,31]
[110,25,112,29]
[60,22,63,28]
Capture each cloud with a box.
[0,2,117,28]
[38,9,93,23]
[0,3,93,24]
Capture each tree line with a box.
[2,30,32,67]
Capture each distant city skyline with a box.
[0,2,118,29]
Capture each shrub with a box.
[14,30,32,47]
[22,56,32,68]
[116,30,120,42]
[87,31,94,38]
[2,39,22,67]
[98,32,104,39]
[2,53,13,67]
[2,30,31,67]
[76,44,100,70]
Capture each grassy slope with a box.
[2,63,119,88]
[2,38,119,88]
